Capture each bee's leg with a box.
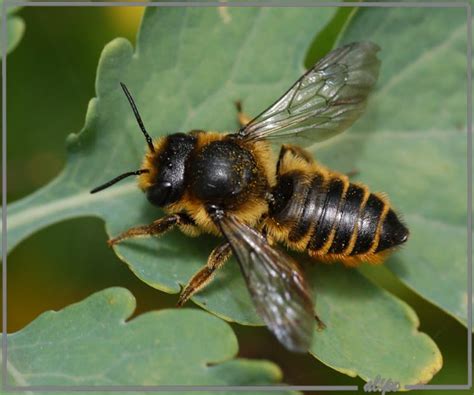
[315,313,326,331]
[107,213,192,246]
[177,241,232,306]
[276,144,314,174]
[345,169,359,178]
[260,224,275,246]
[234,101,252,127]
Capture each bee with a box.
[91,42,409,353]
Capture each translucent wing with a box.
[217,215,315,352]
[238,42,381,146]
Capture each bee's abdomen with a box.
[270,171,408,266]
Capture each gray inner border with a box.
[1,0,472,392]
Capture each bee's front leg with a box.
[107,213,192,246]
[177,241,232,307]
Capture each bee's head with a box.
[90,83,194,209]
[139,133,196,207]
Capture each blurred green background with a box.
[3,6,471,394]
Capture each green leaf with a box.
[3,6,442,386]
[4,287,291,391]
[306,265,442,385]
[0,1,25,56]
[314,3,470,327]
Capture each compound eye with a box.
[146,182,172,207]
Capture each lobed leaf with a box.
[0,0,25,56]
[4,287,291,391]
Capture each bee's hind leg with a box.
[345,169,359,178]
[177,241,232,307]
[235,101,252,128]
[276,144,316,175]
[315,313,326,331]
[107,213,192,246]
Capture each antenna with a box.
[120,82,155,152]
[90,169,149,194]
